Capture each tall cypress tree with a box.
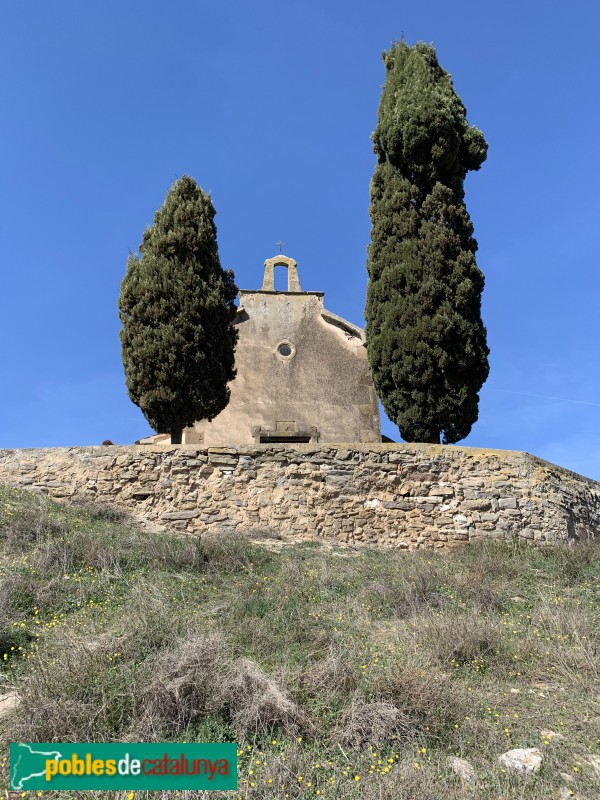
[365,41,489,444]
[119,176,238,444]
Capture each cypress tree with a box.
[119,176,238,444]
[365,41,489,444]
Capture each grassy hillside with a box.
[0,485,599,799]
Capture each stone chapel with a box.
[139,254,381,446]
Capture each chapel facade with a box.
[139,254,381,445]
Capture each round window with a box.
[276,341,296,360]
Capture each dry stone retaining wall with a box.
[0,444,599,549]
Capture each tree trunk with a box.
[171,428,183,445]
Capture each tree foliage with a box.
[365,41,490,444]
[119,176,238,443]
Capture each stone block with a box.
[208,456,238,468]
[413,495,442,505]
[480,513,499,522]
[160,510,200,520]
[429,486,454,496]
[462,499,492,511]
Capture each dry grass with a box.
[299,652,360,696]
[330,700,410,749]
[224,658,311,739]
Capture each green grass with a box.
[0,485,599,799]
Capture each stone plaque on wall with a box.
[276,421,297,433]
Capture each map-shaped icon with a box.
[10,743,63,790]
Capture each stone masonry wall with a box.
[0,444,599,549]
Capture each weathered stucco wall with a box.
[179,288,381,446]
[1,444,599,549]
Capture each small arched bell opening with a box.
[262,254,302,292]
[274,265,288,292]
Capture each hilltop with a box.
[1,486,599,799]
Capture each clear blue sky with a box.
[1,1,599,479]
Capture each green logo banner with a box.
[10,742,237,791]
